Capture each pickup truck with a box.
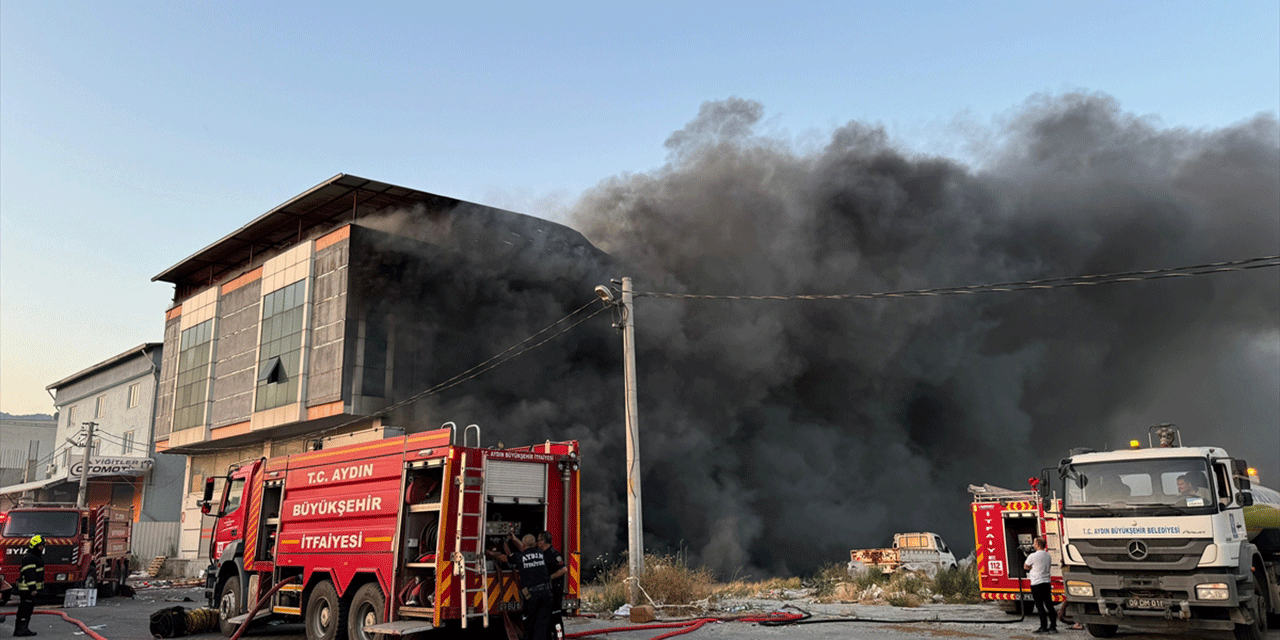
[848,532,958,576]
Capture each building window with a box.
[122,431,135,454]
[95,395,107,418]
[174,320,214,431]
[67,405,78,428]
[128,383,140,408]
[362,316,387,398]
[255,280,307,411]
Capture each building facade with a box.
[0,344,184,525]
[153,174,610,562]
[0,415,57,510]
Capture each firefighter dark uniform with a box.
[512,546,553,640]
[487,534,553,640]
[536,532,567,639]
[15,534,45,636]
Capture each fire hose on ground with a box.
[0,608,113,640]
[559,576,1039,639]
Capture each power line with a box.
[632,255,1280,301]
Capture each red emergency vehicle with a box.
[201,423,581,639]
[969,482,1064,612]
[0,503,132,598]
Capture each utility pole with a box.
[621,277,644,604]
[77,421,97,508]
[596,277,645,604]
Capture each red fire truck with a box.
[0,503,132,598]
[200,423,581,639]
[969,482,1064,612]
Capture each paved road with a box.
[2,587,1277,640]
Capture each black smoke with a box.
[566,92,1279,576]
[367,92,1279,578]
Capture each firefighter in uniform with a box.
[488,534,554,640]
[536,532,568,639]
[14,534,46,636]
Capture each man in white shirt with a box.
[1023,536,1057,633]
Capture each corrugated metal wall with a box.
[131,521,180,565]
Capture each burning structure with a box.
[151,176,614,562]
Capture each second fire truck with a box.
[969,481,1065,612]
[0,503,132,599]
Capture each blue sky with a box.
[2,0,1278,415]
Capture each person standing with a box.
[1023,536,1057,634]
[488,533,554,640]
[14,534,46,637]
[536,532,568,639]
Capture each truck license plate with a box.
[1125,598,1163,610]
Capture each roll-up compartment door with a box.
[488,461,547,502]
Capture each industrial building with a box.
[151,174,610,563]
[0,344,183,531]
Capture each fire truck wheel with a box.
[306,579,348,640]
[346,582,385,640]
[1085,623,1118,638]
[81,571,98,594]
[217,575,243,636]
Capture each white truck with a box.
[848,531,958,576]
[1054,426,1280,639]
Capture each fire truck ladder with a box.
[453,448,489,629]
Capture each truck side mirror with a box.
[199,477,217,515]
[1237,492,1254,507]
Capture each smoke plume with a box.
[376,92,1280,577]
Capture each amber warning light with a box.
[1129,440,1141,449]
[1248,468,1258,477]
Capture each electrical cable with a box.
[632,254,1280,301]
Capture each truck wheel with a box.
[1085,623,1117,638]
[81,571,97,594]
[346,582,384,640]
[1233,571,1269,640]
[306,580,348,640]
[217,575,242,637]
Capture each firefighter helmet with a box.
[28,534,44,547]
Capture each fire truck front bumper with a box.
[1063,569,1249,631]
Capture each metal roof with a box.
[152,174,460,287]
[46,343,163,391]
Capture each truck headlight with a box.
[56,573,68,581]
[1066,580,1094,597]
[1195,583,1230,600]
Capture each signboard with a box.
[70,456,154,478]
